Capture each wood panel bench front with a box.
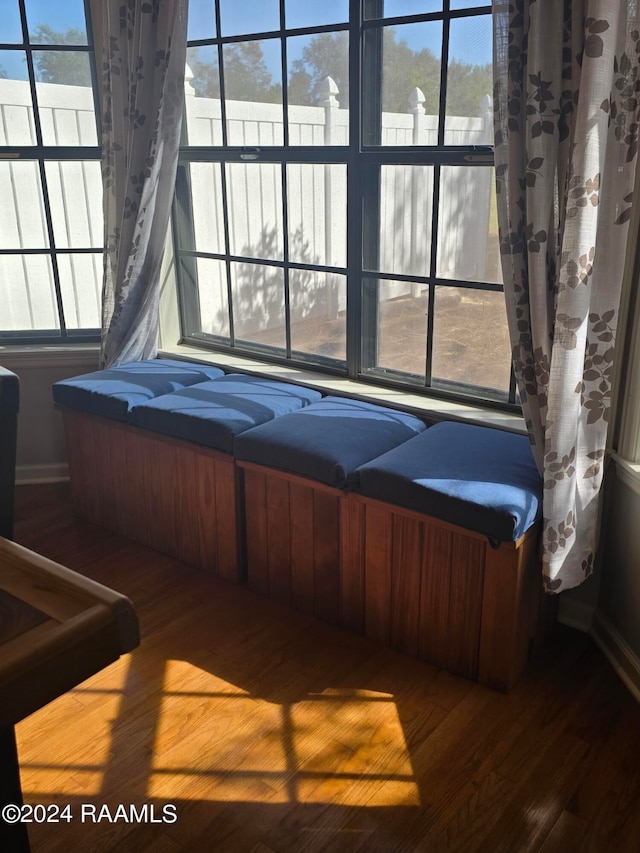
[238,460,550,692]
[60,408,244,583]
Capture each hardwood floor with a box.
[10,484,640,852]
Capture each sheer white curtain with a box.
[493,0,640,591]
[91,0,188,368]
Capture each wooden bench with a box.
[56,362,553,691]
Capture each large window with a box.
[175,0,513,405]
[0,0,101,343]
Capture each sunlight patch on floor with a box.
[17,658,132,797]
[147,660,420,806]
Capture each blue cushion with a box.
[355,422,542,541]
[129,375,323,453]
[234,396,427,488]
[52,359,225,422]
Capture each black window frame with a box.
[0,0,101,345]
[174,0,517,410]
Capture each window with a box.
[174,0,513,405]
[0,0,101,343]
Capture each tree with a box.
[289,32,349,107]
[188,51,219,98]
[287,28,491,117]
[190,43,281,103]
[380,31,441,114]
[446,61,492,117]
[32,26,91,86]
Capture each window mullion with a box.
[345,0,364,378]
[219,163,235,346]
[281,163,292,357]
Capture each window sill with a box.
[610,452,640,497]
[159,343,527,435]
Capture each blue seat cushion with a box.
[129,375,323,453]
[355,422,542,541]
[52,359,226,422]
[234,396,427,488]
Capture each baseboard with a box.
[557,597,595,633]
[591,609,640,703]
[16,463,69,485]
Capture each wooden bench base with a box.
[239,462,552,692]
[61,410,244,583]
[61,411,553,691]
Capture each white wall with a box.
[0,347,99,483]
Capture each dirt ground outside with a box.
[242,285,512,401]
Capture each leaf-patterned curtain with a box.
[493,0,639,592]
[95,0,188,368]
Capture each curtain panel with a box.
[493,0,640,591]
[95,0,188,368]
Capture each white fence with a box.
[0,77,495,337]
[0,79,101,331]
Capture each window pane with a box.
[34,51,97,145]
[363,1,442,19]
[45,161,102,248]
[1,3,23,43]
[187,0,217,41]
[437,166,501,283]
[286,0,348,29]
[25,0,88,44]
[219,0,279,37]
[371,165,433,277]
[290,270,346,360]
[189,163,225,255]
[185,46,222,145]
[32,49,92,85]
[224,40,283,145]
[230,262,285,350]
[0,52,36,144]
[432,286,510,395]
[287,33,349,145]
[445,14,492,138]
[0,254,59,331]
[190,257,230,338]
[287,164,347,267]
[363,278,428,378]
[226,163,283,260]
[363,23,442,146]
[0,161,48,248]
[58,252,101,329]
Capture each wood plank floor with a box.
[10,483,640,853]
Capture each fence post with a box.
[408,87,425,145]
[184,63,196,97]
[408,88,425,288]
[319,76,340,317]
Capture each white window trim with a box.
[612,158,640,467]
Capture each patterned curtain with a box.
[493,0,640,592]
[95,0,188,368]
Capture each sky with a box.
[188,0,492,67]
[0,0,491,81]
